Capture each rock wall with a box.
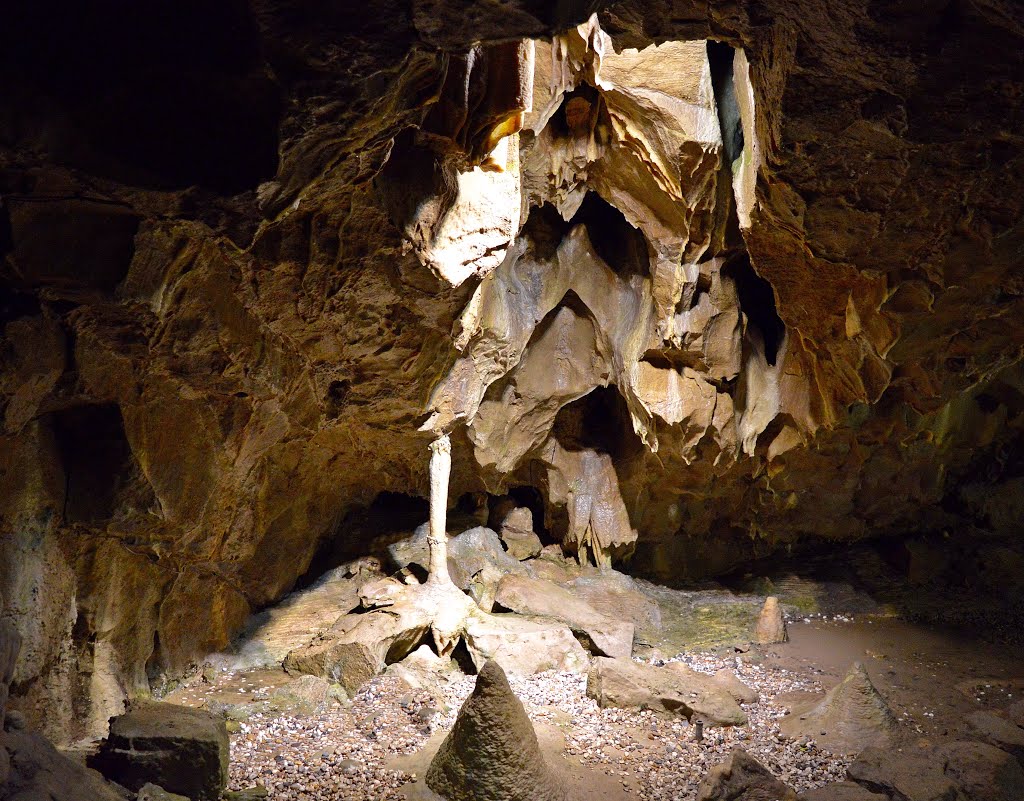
[0,0,1022,741]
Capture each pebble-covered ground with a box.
[225,648,851,801]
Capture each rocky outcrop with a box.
[587,657,747,726]
[1,0,1023,741]
[425,659,567,801]
[2,728,128,801]
[497,507,543,561]
[494,574,634,658]
[696,749,797,801]
[966,710,1024,762]
[90,702,229,801]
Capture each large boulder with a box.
[780,662,897,753]
[799,781,888,801]
[846,745,958,801]
[229,565,362,669]
[696,749,798,801]
[939,740,1024,801]
[463,614,589,675]
[498,507,543,561]
[283,598,431,694]
[388,526,526,592]
[90,701,229,801]
[586,657,747,727]
[425,660,567,801]
[713,669,759,705]
[448,527,528,589]
[966,710,1024,761]
[3,728,127,801]
[494,574,634,658]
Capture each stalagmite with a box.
[427,433,453,586]
[753,596,787,644]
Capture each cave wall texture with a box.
[1,0,1023,743]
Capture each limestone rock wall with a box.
[0,0,1022,742]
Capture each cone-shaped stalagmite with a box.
[426,660,567,801]
[753,596,787,644]
[780,661,897,753]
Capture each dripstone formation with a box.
[425,659,567,801]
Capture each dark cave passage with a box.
[570,193,651,279]
[723,254,785,365]
[551,384,645,461]
[51,404,136,524]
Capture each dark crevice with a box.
[520,203,571,261]
[0,0,281,192]
[722,254,785,366]
[551,384,644,461]
[50,404,134,524]
[707,41,744,165]
[549,84,607,142]
[294,491,428,589]
[569,192,650,278]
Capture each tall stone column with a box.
[427,433,453,585]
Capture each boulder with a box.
[494,574,634,658]
[799,781,888,801]
[967,710,1024,761]
[847,745,958,801]
[712,669,759,705]
[425,660,567,801]
[587,657,747,727]
[498,507,543,560]
[1007,700,1024,728]
[780,662,897,753]
[696,748,798,801]
[448,527,527,589]
[359,577,405,609]
[940,740,1024,801]
[89,701,228,801]
[3,728,127,801]
[138,783,191,801]
[388,524,431,573]
[283,600,431,695]
[229,566,362,669]
[463,614,589,675]
[267,675,332,716]
[388,525,527,592]
[753,596,787,644]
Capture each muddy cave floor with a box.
[110,554,1024,801]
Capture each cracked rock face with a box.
[1,0,1023,744]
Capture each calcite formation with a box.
[425,659,567,801]
[1,0,1022,744]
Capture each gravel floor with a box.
[226,650,852,801]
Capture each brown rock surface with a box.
[494,574,634,658]
[90,701,229,801]
[2,728,127,801]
